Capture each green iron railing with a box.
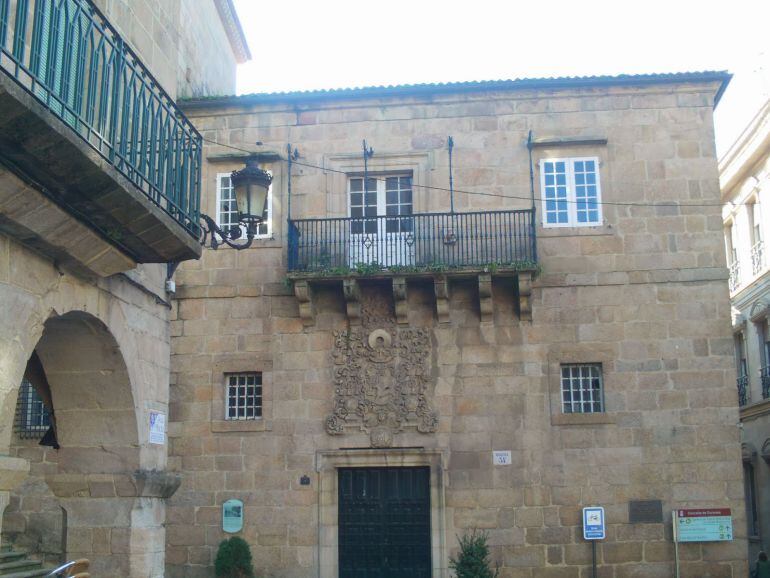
[0,0,201,237]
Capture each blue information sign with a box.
[583,506,606,540]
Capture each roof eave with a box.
[214,0,251,64]
[180,71,732,110]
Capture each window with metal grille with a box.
[216,174,271,238]
[560,364,604,413]
[225,373,262,420]
[14,379,51,439]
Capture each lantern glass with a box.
[231,159,272,223]
[234,179,268,220]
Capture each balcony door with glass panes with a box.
[348,175,414,267]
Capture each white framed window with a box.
[348,174,413,233]
[216,173,271,239]
[540,158,602,227]
[560,363,604,413]
[225,373,262,420]
[347,174,415,267]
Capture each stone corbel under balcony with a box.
[287,269,535,326]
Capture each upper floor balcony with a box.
[287,208,538,326]
[0,0,201,276]
[288,209,537,275]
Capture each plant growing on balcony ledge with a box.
[285,260,540,281]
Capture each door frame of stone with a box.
[316,448,447,578]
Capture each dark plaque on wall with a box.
[629,500,663,524]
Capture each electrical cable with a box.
[200,135,733,210]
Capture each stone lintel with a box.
[343,278,362,325]
[293,280,315,326]
[392,276,408,325]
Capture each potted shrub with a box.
[214,536,255,578]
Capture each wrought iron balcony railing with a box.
[761,366,770,400]
[0,0,201,237]
[729,261,741,292]
[752,241,765,277]
[737,374,749,407]
[287,209,537,274]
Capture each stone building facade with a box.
[721,97,770,563]
[0,0,247,576]
[167,73,747,577]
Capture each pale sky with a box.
[232,0,770,156]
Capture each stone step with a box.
[0,559,42,576]
[0,569,50,578]
[0,554,24,563]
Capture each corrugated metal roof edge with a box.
[180,71,732,109]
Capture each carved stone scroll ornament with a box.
[326,323,438,447]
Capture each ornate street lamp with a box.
[200,157,272,250]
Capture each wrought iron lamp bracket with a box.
[199,213,261,250]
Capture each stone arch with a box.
[2,306,176,577]
[35,310,140,475]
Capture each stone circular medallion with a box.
[368,328,392,349]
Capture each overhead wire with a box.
[200,135,729,209]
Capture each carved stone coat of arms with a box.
[326,296,438,447]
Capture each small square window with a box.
[225,373,262,420]
[560,364,604,414]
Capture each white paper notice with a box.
[149,411,166,445]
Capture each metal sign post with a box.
[672,508,732,578]
[672,510,680,578]
[583,507,605,578]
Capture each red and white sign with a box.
[675,508,732,542]
[677,508,730,518]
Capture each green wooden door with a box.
[338,467,431,578]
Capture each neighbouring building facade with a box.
[721,97,770,563]
[0,0,248,576]
[164,72,748,578]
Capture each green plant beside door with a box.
[215,536,255,578]
[450,529,500,578]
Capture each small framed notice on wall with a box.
[223,499,244,533]
[492,451,512,465]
